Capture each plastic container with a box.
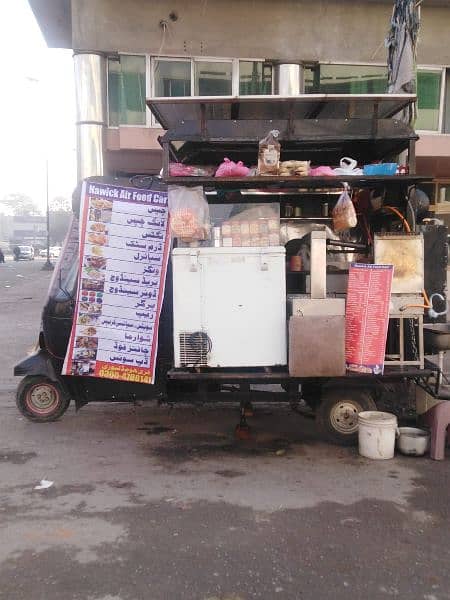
[396,427,430,456]
[358,411,398,460]
[363,163,398,176]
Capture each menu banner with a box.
[345,263,393,375]
[62,181,170,384]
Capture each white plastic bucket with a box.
[358,411,398,460]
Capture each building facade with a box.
[30,0,450,205]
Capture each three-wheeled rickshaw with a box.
[14,93,449,445]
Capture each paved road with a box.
[1,262,450,600]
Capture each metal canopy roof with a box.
[147,94,416,130]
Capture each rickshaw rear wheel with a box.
[16,376,71,422]
[316,387,377,446]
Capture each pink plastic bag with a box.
[215,158,250,177]
[309,166,335,177]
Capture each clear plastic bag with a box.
[168,186,210,241]
[169,163,216,177]
[332,189,357,232]
[333,157,363,176]
[257,129,281,175]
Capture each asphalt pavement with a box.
[1,260,450,600]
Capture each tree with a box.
[0,193,41,216]
[49,196,71,212]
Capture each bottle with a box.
[284,204,294,218]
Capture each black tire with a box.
[316,387,377,446]
[16,376,71,422]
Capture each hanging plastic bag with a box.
[332,188,357,232]
[257,130,281,175]
[168,186,210,241]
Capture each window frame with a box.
[238,59,274,96]
[304,61,390,95]
[193,56,234,96]
[415,65,446,134]
[147,55,271,128]
[106,52,150,129]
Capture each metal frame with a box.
[385,316,425,369]
[154,93,443,403]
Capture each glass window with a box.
[444,69,450,134]
[416,70,442,131]
[239,61,272,95]
[107,55,146,126]
[153,59,191,97]
[107,58,120,127]
[305,64,388,94]
[195,61,232,96]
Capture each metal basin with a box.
[424,324,450,352]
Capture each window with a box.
[151,58,273,100]
[437,182,450,203]
[304,64,388,94]
[153,59,191,97]
[444,69,450,134]
[239,61,272,95]
[415,69,442,131]
[107,55,146,126]
[195,61,233,96]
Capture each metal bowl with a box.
[396,427,430,456]
[424,324,450,353]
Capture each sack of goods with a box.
[279,160,310,177]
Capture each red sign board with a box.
[345,263,393,374]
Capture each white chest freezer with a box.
[172,246,287,368]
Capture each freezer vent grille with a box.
[179,331,211,367]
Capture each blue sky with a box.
[0,0,76,213]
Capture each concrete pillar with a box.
[73,52,106,181]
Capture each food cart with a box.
[14,93,449,446]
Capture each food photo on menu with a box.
[81,278,105,293]
[75,336,99,350]
[90,197,113,210]
[84,255,107,270]
[89,206,112,223]
[87,231,108,246]
[71,359,96,376]
[73,347,97,361]
[78,313,100,326]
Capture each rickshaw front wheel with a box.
[16,376,70,422]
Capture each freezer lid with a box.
[172,246,286,256]
[147,94,417,130]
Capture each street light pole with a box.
[42,158,54,271]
